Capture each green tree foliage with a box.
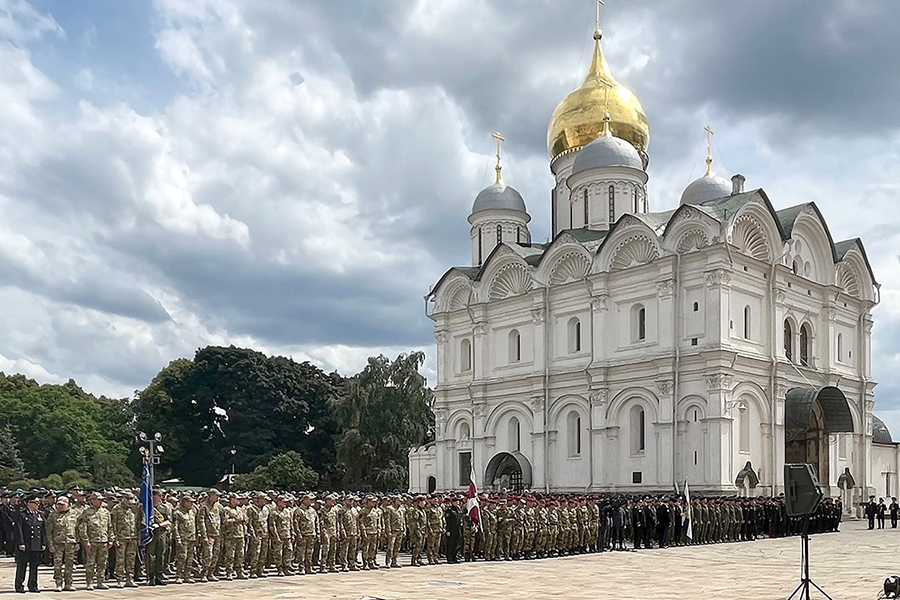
[134,347,341,486]
[0,373,134,484]
[331,352,434,491]
[233,451,319,491]
[0,426,26,485]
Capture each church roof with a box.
[873,415,894,445]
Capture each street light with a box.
[137,431,163,484]
[230,448,237,475]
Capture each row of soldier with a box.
[1,487,843,592]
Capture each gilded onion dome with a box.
[547,29,650,168]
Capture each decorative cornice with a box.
[705,373,734,392]
[531,307,546,324]
[705,269,732,288]
[656,379,673,397]
[530,395,544,412]
[473,322,487,337]
[657,279,676,298]
[589,389,609,407]
[590,295,609,312]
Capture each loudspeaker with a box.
[784,463,824,516]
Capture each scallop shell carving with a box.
[489,263,532,301]
[836,264,860,298]
[675,229,709,254]
[610,236,659,271]
[732,215,769,261]
[445,284,471,312]
[549,252,591,285]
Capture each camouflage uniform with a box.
[197,496,223,581]
[358,499,381,570]
[47,501,78,590]
[385,500,406,568]
[270,499,294,575]
[406,500,427,566]
[76,497,114,590]
[173,501,198,583]
[293,499,318,574]
[111,498,140,587]
[246,496,270,577]
[319,498,341,572]
[338,499,359,571]
[425,501,444,565]
[221,501,246,579]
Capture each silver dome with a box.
[471,182,527,214]
[572,134,643,174]
[874,416,893,445]
[680,173,732,205]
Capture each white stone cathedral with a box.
[408,15,889,502]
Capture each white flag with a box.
[684,479,693,540]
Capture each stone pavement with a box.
[0,520,895,599]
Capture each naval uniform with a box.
[14,507,46,593]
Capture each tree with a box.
[134,347,341,486]
[331,352,433,491]
[0,426,26,485]
[232,451,319,491]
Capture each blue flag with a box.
[139,460,153,547]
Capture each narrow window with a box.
[567,411,581,457]
[693,302,699,312]
[632,306,646,342]
[608,185,615,223]
[509,417,521,452]
[517,227,522,244]
[583,189,589,226]
[568,317,582,354]
[837,333,843,363]
[631,405,646,455]
[460,339,472,372]
[693,450,698,465]
[569,201,574,230]
[784,320,793,362]
[743,305,751,340]
[800,324,810,366]
[792,260,800,275]
[692,409,699,423]
[478,227,483,265]
[496,224,502,245]
[509,329,521,363]
[633,187,639,213]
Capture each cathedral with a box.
[408,11,891,502]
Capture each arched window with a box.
[608,185,615,222]
[569,201,574,230]
[458,421,470,441]
[738,401,750,453]
[517,227,522,244]
[496,224,502,244]
[692,409,699,423]
[583,189,589,226]
[478,227,483,265]
[509,416,521,452]
[792,260,800,275]
[837,333,843,363]
[633,187,639,213]
[799,323,811,366]
[784,320,793,362]
[509,329,521,363]
[567,411,582,457]
[632,304,646,342]
[567,317,582,354]
[630,405,646,455]
[743,305,751,340]
[460,338,472,372]
[693,301,699,312]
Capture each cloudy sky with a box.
[0,0,898,427]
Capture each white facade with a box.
[410,24,882,501]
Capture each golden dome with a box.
[547,33,650,167]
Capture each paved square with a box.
[2,520,894,599]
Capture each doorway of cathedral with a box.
[785,403,829,487]
[484,451,532,493]
[784,386,854,492]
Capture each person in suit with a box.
[890,498,899,529]
[444,496,463,564]
[865,495,877,530]
[14,494,47,593]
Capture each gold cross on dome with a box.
[704,125,715,175]
[492,132,506,184]
[595,0,605,38]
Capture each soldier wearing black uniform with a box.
[14,494,47,593]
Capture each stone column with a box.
[705,373,735,489]
[656,378,675,487]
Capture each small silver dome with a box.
[680,173,732,205]
[471,182,527,214]
[572,134,643,174]
[874,416,893,445]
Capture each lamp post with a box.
[230,448,236,476]
[138,431,164,485]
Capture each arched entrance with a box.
[427,476,436,494]
[484,452,532,493]
[784,386,854,489]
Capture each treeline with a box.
[0,346,434,492]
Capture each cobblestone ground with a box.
[0,520,895,599]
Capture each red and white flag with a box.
[466,464,482,532]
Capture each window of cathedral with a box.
[458,421,470,441]
[608,185,615,223]
[633,188,639,213]
[839,434,847,459]
[567,317,582,354]
[631,305,646,342]
[460,338,472,372]
[478,227,483,265]
[630,405,645,455]
[583,189,589,226]
[509,329,521,363]
[799,323,811,366]
[567,411,582,457]
[784,320,793,362]
[792,260,800,276]
[458,451,472,487]
[693,301,699,312]
[743,305,752,340]
[509,417,521,452]
[836,332,847,364]
[496,224,502,245]
[632,471,642,484]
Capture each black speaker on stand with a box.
[784,463,831,600]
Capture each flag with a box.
[683,479,693,541]
[139,460,154,547]
[466,464,482,532]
